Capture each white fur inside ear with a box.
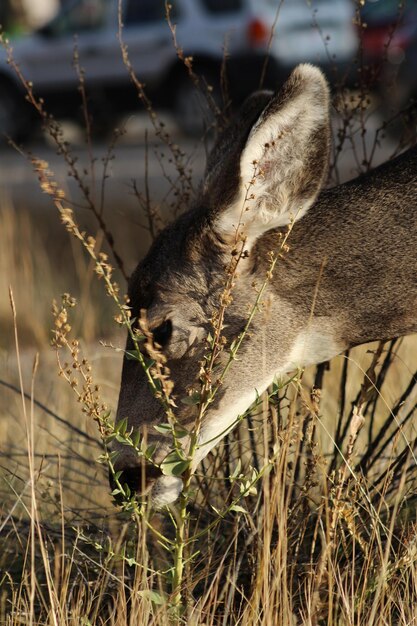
[216,64,330,247]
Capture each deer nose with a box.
[109,463,162,499]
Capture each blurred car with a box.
[0,0,358,139]
[360,0,417,119]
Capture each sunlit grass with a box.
[1,13,417,618]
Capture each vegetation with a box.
[1,3,417,624]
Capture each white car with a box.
[0,0,358,139]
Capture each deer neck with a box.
[257,148,417,350]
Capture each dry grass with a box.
[1,7,417,621]
[1,199,417,624]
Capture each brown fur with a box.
[112,65,417,504]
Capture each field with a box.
[1,26,417,626]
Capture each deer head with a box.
[112,64,417,507]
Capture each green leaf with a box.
[131,429,141,447]
[122,483,131,498]
[173,427,189,439]
[115,417,128,435]
[154,423,173,435]
[126,349,142,360]
[154,422,189,439]
[230,459,242,480]
[230,504,247,514]
[160,450,190,477]
[138,590,166,606]
[180,392,201,406]
[144,444,157,460]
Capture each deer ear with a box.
[214,64,330,246]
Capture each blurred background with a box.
[1,0,416,144]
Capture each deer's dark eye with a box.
[152,319,172,348]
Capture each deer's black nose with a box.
[109,464,162,499]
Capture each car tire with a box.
[173,72,221,137]
[0,79,34,143]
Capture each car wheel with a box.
[0,82,23,141]
[173,73,221,137]
[0,80,37,143]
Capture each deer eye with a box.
[152,319,172,348]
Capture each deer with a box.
[112,64,417,508]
